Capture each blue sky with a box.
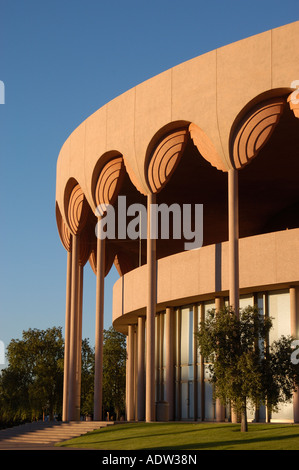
[0,0,298,364]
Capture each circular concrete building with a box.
[56,21,299,423]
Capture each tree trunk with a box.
[241,400,248,432]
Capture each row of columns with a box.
[63,225,106,422]
[62,167,298,423]
[127,168,299,423]
[126,287,299,423]
[126,300,225,422]
[61,168,251,422]
[63,234,83,422]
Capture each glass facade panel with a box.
[204,382,214,420]
[239,294,253,309]
[180,307,193,365]
[268,290,292,421]
[204,301,215,318]
[269,290,291,341]
[154,290,294,422]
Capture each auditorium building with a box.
[55,21,299,424]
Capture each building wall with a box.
[56,22,299,423]
[113,228,299,328]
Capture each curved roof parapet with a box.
[56,21,299,236]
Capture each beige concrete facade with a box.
[56,22,299,423]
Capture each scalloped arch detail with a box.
[288,85,299,118]
[231,98,285,169]
[56,203,71,252]
[88,247,115,276]
[78,228,92,266]
[146,128,189,193]
[189,123,228,172]
[67,183,90,235]
[94,156,125,215]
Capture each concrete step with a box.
[0,421,114,449]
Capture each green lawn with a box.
[55,422,299,450]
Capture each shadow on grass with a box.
[153,432,299,450]
[58,423,233,449]
[58,423,299,451]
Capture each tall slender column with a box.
[137,316,145,421]
[165,307,174,421]
[199,303,205,421]
[157,314,163,401]
[63,247,72,422]
[94,233,105,421]
[228,168,239,315]
[75,264,84,418]
[134,327,138,419]
[290,286,299,423]
[228,168,239,423]
[193,305,198,421]
[126,338,129,419]
[68,233,79,421]
[215,297,225,422]
[146,193,157,422]
[127,325,135,421]
[176,307,182,420]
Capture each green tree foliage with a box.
[0,326,127,426]
[196,305,299,432]
[80,338,95,418]
[102,327,126,420]
[0,327,64,425]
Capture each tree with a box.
[102,327,126,420]
[80,338,95,418]
[0,327,64,424]
[196,305,299,432]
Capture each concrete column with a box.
[137,316,145,421]
[264,293,271,423]
[228,169,239,424]
[127,325,135,421]
[290,286,299,423]
[146,193,157,422]
[62,248,72,422]
[134,327,138,419]
[199,303,205,420]
[228,168,239,315]
[75,264,84,418]
[193,305,198,421]
[126,338,129,420]
[165,307,174,420]
[176,307,182,420]
[68,233,80,421]
[157,314,164,401]
[215,297,225,422]
[94,234,105,421]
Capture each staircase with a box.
[0,420,113,449]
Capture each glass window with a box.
[268,290,291,342]
[180,307,193,365]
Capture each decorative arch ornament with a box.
[56,203,71,252]
[145,128,189,193]
[230,97,285,169]
[67,183,90,235]
[287,81,299,118]
[94,155,125,215]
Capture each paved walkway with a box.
[0,420,113,450]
